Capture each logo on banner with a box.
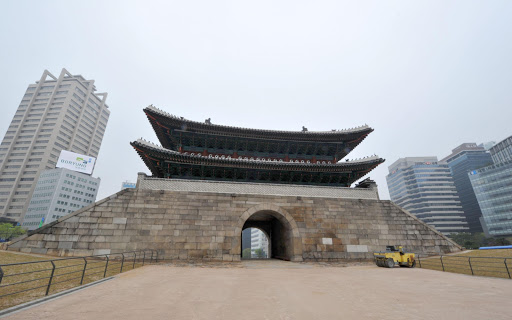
[56,150,96,174]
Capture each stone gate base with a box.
[7,188,461,261]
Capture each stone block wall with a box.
[7,188,461,261]
[136,175,380,200]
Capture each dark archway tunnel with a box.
[241,210,294,260]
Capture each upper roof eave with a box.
[144,105,373,142]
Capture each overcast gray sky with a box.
[1,0,511,200]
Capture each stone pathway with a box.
[3,261,511,320]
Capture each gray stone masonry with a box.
[7,188,461,261]
[136,175,379,200]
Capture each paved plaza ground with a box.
[3,260,511,320]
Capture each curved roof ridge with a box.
[145,105,371,135]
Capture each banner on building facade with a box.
[56,150,96,175]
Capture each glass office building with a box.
[470,136,512,236]
[386,157,469,235]
[441,143,493,233]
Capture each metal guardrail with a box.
[0,250,158,304]
[417,255,511,279]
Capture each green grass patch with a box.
[0,251,147,310]
[418,249,512,279]
[456,249,512,258]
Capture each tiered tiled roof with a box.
[132,106,384,187]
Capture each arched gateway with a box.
[233,204,303,262]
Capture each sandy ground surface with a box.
[3,260,511,320]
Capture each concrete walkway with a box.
[4,261,511,320]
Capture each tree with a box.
[450,233,472,248]
[0,223,26,241]
[449,233,484,249]
[254,248,265,258]
[242,248,252,259]
[449,232,511,249]
[481,237,511,247]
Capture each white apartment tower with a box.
[22,168,100,230]
[0,69,110,222]
[250,228,269,258]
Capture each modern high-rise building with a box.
[242,228,251,253]
[386,157,469,235]
[0,69,109,222]
[470,135,512,237]
[489,136,512,164]
[121,181,136,190]
[440,143,493,233]
[479,141,496,151]
[22,167,100,230]
[251,228,269,258]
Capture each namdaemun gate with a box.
[8,106,461,261]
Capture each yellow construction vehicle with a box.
[374,245,416,268]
